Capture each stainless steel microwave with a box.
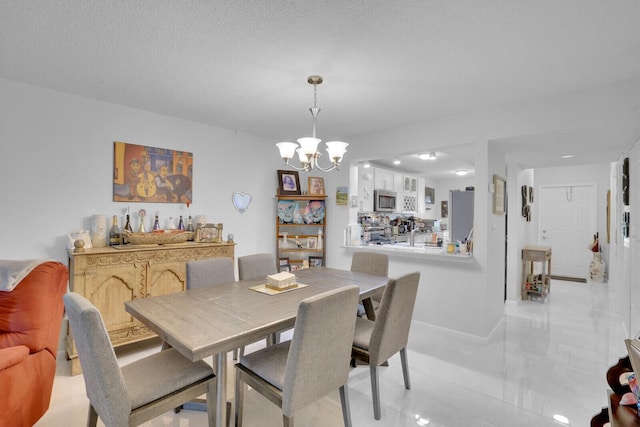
[374,189,397,212]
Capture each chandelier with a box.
[276,75,348,172]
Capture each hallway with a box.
[38,278,626,426]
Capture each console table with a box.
[65,241,235,375]
[521,245,551,302]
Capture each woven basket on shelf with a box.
[123,231,193,245]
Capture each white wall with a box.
[0,78,278,263]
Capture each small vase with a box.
[589,252,605,282]
[280,232,290,248]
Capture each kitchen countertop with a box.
[343,242,474,262]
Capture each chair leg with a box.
[369,365,381,420]
[86,404,98,427]
[400,348,411,389]
[283,414,294,427]
[235,368,245,427]
[339,385,352,427]
[206,380,218,427]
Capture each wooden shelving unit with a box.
[521,245,552,302]
[276,195,327,270]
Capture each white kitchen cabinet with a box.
[374,167,394,190]
[402,174,418,212]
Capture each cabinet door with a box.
[147,260,186,297]
[79,262,142,332]
[374,168,393,190]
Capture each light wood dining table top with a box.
[125,267,389,361]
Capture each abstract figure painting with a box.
[113,141,193,203]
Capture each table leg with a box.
[215,351,227,427]
[363,297,376,321]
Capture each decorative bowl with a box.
[123,230,193,245]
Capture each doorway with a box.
[538,184,597,280]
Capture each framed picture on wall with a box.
[113,141,193,204]
[493,175,506,215]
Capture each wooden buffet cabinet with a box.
[65,241,235,375]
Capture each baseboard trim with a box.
[551,275,587,283]
[412,317,505,344]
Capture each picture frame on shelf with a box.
[493,175,506,215]
[290,261,305,271]
[307,236,318,249]
[195,223,223,243]
[308,176,325,195]
[308,256,323,267]
[278,257,291,272]
[277,170,301,196]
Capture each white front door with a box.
[538,184,597,279]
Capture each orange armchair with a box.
[0,261,68,427]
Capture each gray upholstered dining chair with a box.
[188,257,235,286]
[234,285,360,427]
[237,253,281,345]
[186,257,242,360]
[351,271,420,420]
[63,292,217,427]
[237,253,277,280]
[350,251,389,320]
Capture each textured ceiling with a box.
[2,1,640,173]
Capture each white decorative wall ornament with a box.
[232,192,252,213]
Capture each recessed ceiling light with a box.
[553,414,570,425]
[414,414,430,425]
[418,152,437,160]
[561,155,574,159]
[363,161,371,168]
[393,157,401,165]
[455,169,469,176]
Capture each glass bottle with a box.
[153,215,161,231]
[186,215,194,240]
[109,215,120,246]
[122,214,133,244]
[178,215,185,230]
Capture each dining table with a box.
[124,266,390,427]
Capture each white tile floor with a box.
[36,279,626,426]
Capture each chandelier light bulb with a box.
[276,142,298,160]
[297,137,321,156]
[326,141,348,162]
